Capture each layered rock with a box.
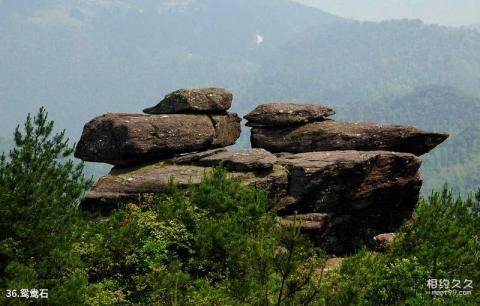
[277,151,422,214]
[75,94,449,254]
[143,88,232,114]
[251,120,448,156]
[81,161,289,212]
[277,151,421,253]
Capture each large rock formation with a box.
[82,161,289,212]
[76,92,449,254]
[250,120,448,155]
[277,151,421,253]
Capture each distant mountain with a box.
[469,22,480,30]
[240,20,480,118]
[1,1,480,193]
[381,85,480,194]
[0,0,342,139]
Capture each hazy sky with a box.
[294,0,480,26]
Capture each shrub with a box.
[78,168,327,305]
[326,188,480,305]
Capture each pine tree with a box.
[0,107,92,303]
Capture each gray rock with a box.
[143,88,232,114]
[244,103,335,126]
[74,113,241,165]
[278,150,422,215]
[251,120,449,156]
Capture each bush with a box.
[326,188,480,305]
[78,168,327,305]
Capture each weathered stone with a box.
[197,149,277,171]
[210,113,242,146]
[278,151,422,216]
[273,151,421,254]
[74,113,240,165]
[143,88,232,114]
[373,233,396,252]
[81,163,289,212]
[251,120,449,155]
[278,151,420,253]
[244,103,335,126]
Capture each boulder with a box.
[251,120,448,155]
[244,103,335,126]
[278,151,422,216]
[81,163,289,212]
[74,113,241,165]
[143,88,232,114]
[196,149,278,171]
[274,151,421,254]
[373,233,397,251]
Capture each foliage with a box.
[325,188,480,305]
[78,168,326,305]
[0,108,93,305]
[1,109,479,305]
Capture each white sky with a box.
[293,0,480,26]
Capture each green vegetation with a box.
[1,110,479,305]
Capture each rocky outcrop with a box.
[82,162,289,212]
[143,88,232,114]
[76,92,449,254]
[244,103,335,127]
[277,151,422,214]
[277,151,421,253]
[251,120,448,156]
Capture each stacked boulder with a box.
[245,103,448,253]
[75,90,449,254]
[75,88,241,166]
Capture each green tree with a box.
[0,107,92,305]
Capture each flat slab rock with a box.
[81,163,289,212]
[244,103,335,126]
[194,149,278,171]
[278,150,422,216]
[74,113,241,166]
[143,88,233,114]
[251,120,448,155]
